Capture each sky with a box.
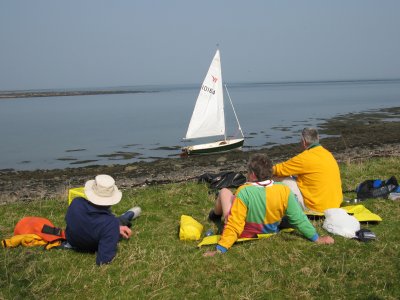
[1,1,400,91]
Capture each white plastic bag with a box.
[323,208,360,238]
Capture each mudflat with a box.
[1,107,399,204]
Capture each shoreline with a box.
[1,106,399,204]
[0,89,151,99]
[2,79,400,99]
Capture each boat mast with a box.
[225,84,244,139]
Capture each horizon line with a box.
[1,77,400,96]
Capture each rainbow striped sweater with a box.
[217,181,318,253]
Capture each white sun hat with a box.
[84,174,122,206]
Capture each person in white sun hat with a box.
[65,174,141,265]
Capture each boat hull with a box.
[181,138,244,155]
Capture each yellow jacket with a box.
[273,144,342,212]
[2,234,62,250]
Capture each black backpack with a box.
[198,171,246,189]
[356,176,398,200]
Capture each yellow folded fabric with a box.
[304,210,324,217]
[304,204,382,222]
[68,187,86,205]
[342,205,382,222]
[197,235,221,247]
[2,233,63,250]
[2,234,47,248]
[197,230,293,247]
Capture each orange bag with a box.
[14,217,66,242]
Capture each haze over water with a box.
[0,79,399,171]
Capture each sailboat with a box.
[181,49,244,155]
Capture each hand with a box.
[316,236,334,245]
[203,250,219,257]
[119,225,132,239]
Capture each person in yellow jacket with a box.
[204,154,334,256]
[273,127,343,213]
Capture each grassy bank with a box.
[1,157,399,299]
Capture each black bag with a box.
[354,229,376,242]
[198,171,246,189]
[356,176,398,200]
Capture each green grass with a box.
[1,157,400,299]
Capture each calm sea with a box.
[1,80,399,171]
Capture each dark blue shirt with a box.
[65,197,120,265]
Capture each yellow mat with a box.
[305,204,382,222]
[197,229,294,247]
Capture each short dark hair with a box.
[301,127,319,145]
[247,154,273,181]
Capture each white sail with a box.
[185,50,225,140]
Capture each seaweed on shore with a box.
[97,151,141,160]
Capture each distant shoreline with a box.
[2,78,400,99]
[0,89,151,99]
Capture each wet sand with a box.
[1,107,399,204]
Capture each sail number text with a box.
[201,85,215,95]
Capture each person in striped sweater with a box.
[204,154,333,256]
